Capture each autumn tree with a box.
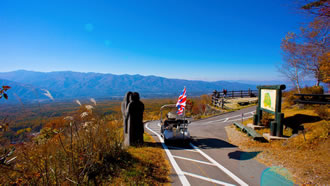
[319,52,330,91]
[0,86,11,100]
[301,17,329,86]
[302,0,329,86]
[280,32,305,92]
[280,0,329,88]
[302,0,330,17]
[0,86,11,133]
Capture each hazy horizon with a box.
[0,69,290,82]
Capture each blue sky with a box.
[0,0,309,81]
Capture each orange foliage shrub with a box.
[314,105,330,121]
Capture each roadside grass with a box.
[227,106,330,185]
[112,133,171,185]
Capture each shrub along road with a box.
[146,106,272,186]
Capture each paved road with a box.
[145,106,268,186]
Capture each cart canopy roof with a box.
[160,104,177,110]
[160,104,186,120]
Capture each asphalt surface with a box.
[145,106,269,186]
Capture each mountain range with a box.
[0,70,264,103]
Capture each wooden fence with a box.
[294,94,330,105]
[211,89,258,108]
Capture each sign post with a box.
[253,85,286,137]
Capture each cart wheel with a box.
[161,125,164,133]
[164,138,168,145]
[183,139,191,146]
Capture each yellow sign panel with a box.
[260,89,276,112]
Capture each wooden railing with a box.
[211,89,258,108]
[212,89,258,98]
[294,94,330,105]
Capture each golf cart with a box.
[160,104,191,144]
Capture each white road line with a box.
[225,111,255,120]
[190,143,248,186]
[199,111,255,125]
[228,116,253,122]
[204,119,225,124]
[145,122,190,186]
[146,120,249,186]
[225,114,243,119]
[182,171,236,186]
[167,146,198,152]
[214,118,228,122]
[172,155,216,166]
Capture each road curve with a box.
[145,106,268,186]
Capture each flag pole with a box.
[184,107,186,122]
[183,86,186,141]
[184,86,186,123]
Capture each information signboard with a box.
[260,89,276,112]
[253,85,286,137]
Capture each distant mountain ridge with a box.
[0,78,64,103]
[0,70,257,103]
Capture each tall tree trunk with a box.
[315,65,322,86]
[295,64,301,93]
[316,79,320,86]
[296,80,301,93]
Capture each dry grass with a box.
[0,103,171,185]
[226,106,330,185]
[111,133,171,185]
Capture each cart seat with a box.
[164,119,178,128]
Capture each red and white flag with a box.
[176,87,186,115]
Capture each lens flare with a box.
[84,23,94,32]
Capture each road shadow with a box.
[144,134,237,150]
[228,150,261,160]
[284,114,321,134]
[143,138,190,150]
[191,137,237,149]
